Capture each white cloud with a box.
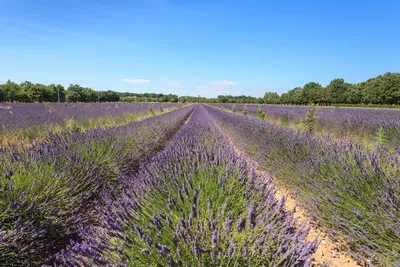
[121,78,150,84]
[166,80,183,89]
[197,80,236,90]
[218,90,243,95]
[209,80,236,88]
[195,80,237,97]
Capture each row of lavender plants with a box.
[213,103,400,148]
[206,105,400,266]
[0,102,180,132]
[0,106,193,266]
[0,102,182,147]
[50,105,319,266]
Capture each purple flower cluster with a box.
[50,105,318,266]
[206,104,400,266]
[0,106,193,266]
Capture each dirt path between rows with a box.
[207,111,360,266]
[274,187,359,266]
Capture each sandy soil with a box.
[274,186,359,266]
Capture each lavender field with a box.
[0,103,399,266]
[0,102,181,147]
[213,103,400,148]
[0,102,183,131]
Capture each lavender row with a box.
[213,103,400,147]
[228,103,400,128]
[205,105,400,266]
[0,102,181,132]
[52,104,318,266]
[0,106,193,266]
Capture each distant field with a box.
[0,102,181,131]
[0,102,182,147]
[331,103,400,109]
[213,103,400,149]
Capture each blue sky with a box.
[0,0,399,97]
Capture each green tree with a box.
[99,90,120,102]
[66,84,88,102]
[0,84,4,102]
[361,72,400,104]
[326,78,351,104]
[27,84,49,102]
[345,84,362,104]
[16,89,30,102]
[263,92,280,104]
[166,94,179,102]
[1,80,21,102]
[20,81,34,102]
[65,90,81,102]
[316,86,331,105]
[47,84,65,102]
[178,96,187,103]
[217,95,229,103]
[288,87,304,104]
[82,88,97,102]
[302,82,322,104]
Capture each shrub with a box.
[241,106,248,116]
[302,105,319,133]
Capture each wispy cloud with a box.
[209,80,236,88]
[121,78,150,84]
[166,80,184,89]
[197,80,236,90]
[218,89,243,95]
[195,80,237,97]
[197,80,236,89]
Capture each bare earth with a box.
[274,187,359,266]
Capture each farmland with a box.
[0,103,399,266]
[0,102,181,147]
[213,103,400,149]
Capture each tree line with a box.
[0,81,180,103]
[0,80,262,103]
[1,72,399,105]
[264,72,400,105]
[0,81,120,103]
